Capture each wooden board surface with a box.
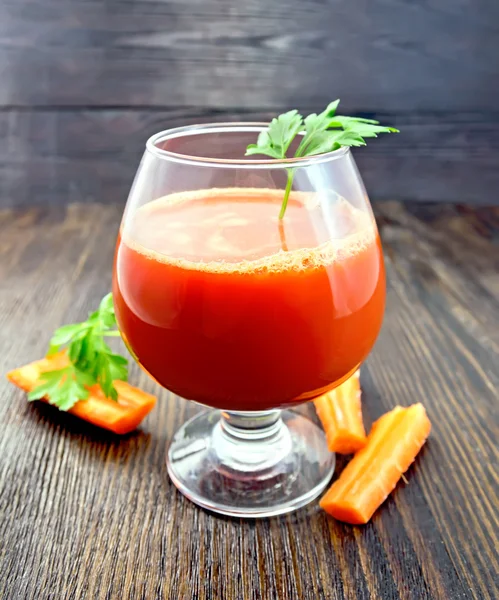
[0,201,497,599]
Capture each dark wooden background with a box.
[1,0,499,208]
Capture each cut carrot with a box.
[314,370,366,454]
[320,403,431,524]
[6,354,157,435]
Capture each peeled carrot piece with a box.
[320,403,431,524]
[314,370,366,454]
[6,354,156,435]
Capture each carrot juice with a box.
[113,188,385,411]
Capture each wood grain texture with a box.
[1,108,499,208]
[1,0,498,110]
[0,201,497,599]
[2,0,499,207]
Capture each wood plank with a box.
[1,0,498,110]
[1,108,498,208]
[0,201,497,599]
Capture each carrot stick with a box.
[7,354,156,435]
[314,370,367,454]
[320,403,431,524]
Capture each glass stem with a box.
[216,410,290,470]
[221,410,283,441]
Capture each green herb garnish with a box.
[28,293,128,410]
[245,100,398,219]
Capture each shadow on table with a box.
[24,399,155,463]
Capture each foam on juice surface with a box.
[122,188,377,274]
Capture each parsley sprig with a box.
[245,100,398,219]
[28,294,128,411]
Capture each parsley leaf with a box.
[28,365,94,411]
[295,100,341,157]
[30,293,129,411]
[245,99,399,219]
[246,110,303,159]
[93,348,128,401]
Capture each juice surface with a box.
[113,188,385,410]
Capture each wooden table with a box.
[0,201,497,600]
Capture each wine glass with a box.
[112,123,385,517]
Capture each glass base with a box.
[167,409,335,518]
